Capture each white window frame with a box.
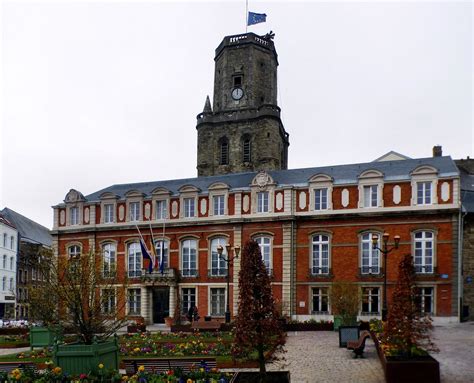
[413,231,435,274]
[213,195,225,216]
[411,166,438,206]
[311,234,330,275]
[209,287,226,316]
[311,287,329,314]
[70,207,80,225]
[416,181,433,205]
[209,237,228,277]
[68,245,81,259]
[102,243,117,277]
[2,255,6,269]
[10,236,14,250]
[314,188,328,211]
[128,288,141,315]
[257,191,269,213]
[104,204,115,223]
[101,288,116,314]
[156,200,168,220]
[254,236,272,273]
[127,242,142,277]
[154,240,169,270]
[2,234,6,247]
[183,198,196,218]
[181,287,197,314]
[360,233,380,274]
[363,185,378,208]
[358,170,384,209]
[129,201,141,222]
[416,286,434,315]
[361,287,380,315]
[181,239,198,277]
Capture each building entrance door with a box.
[152,287,170,323]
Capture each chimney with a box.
[433,145,442,157]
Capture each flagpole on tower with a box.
[246,0,248,33]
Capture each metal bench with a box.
[347,330,371,358]
[0,362,37,373]
[122,357,217,375]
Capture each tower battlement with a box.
[215,33,278,63]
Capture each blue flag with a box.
[139,238,154,273]
[247,12,266,26]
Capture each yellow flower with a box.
[53,366,62,374]
[98,363,104,369]
[187,379,193,383]
[138,365,145,372]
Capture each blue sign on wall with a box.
[466,276,473,284]
[440,274,449,279]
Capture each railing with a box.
[142,268,177,280]
[181,269,198,278]
[208,268,228,277]
[359,267,381,276]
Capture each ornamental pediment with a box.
[151,187,172,196]
[208,182,230,190]
[124,190,146,198]
[64,189,85,203]
[99,192,119,200]
[358,169,384,179]
[178,185,201,193]
[251,171,275,189]
[308,173,333,183]
[411,165,438,176]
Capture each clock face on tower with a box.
[231,87,244,100]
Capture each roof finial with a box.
[203,95,212,113]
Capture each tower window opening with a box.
[220,139,229,165]
[233,76,242,87]
[243,138,251,163]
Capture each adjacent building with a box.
[51,32,463,324]
[0,214,17,319]
[1,208,52,319]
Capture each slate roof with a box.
[81,156,458,203]
[0,208,52,247]
[456,160,474,213]
[0,214,16,229]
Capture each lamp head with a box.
[372,234,379,249]
[225,243,232,255]
[383,232,390,245]
[234,245,241,258]
[217,245,224,255]
[394,235,400,249]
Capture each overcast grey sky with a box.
[1,0,472,229]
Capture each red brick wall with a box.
[438,179,454,204]
[228,194,235,216]
[332,186,358,209]
[383,182,412,207]
[296,189,309,212]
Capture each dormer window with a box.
[184,198,195,218]
[410,165,438,206]
[104,204,114,223]
[315,188,328,210]
[363,185,378,208]
[129,202,140,222]
[257,191,269,213]
[417,182,432,205]
[156,200,168,219]
[70,207,79,225]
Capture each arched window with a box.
[210,237,227,276]
[243,138,251,163]
[127,242,142,277]
[360,233,380,274]
[413,231,434,273]
[2,276,5,291]
[311,235,330,275]
[220,139,229,165]
[68,245,81,259]
[155,240,169,270]
[102,243,116,277]
[254,236,272,272]
[181,239,197,277]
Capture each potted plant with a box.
[127,316,146,333]
[29,251,127,375]
[373,254,440,383]
[232,240,289,383]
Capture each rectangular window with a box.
[414,231,434,273]
[104,204,114,223]
[3,234,6,247]
[129,202,140,222]
[417,182,432,205]
[257,192,269,213]
[156,200,167,219]
[128,288,141,315]
[311,235,330,274]
[312,287,329,313]
[363,185,378,208]
[415,287,434,315]
[210,288,226,316]
[102,289,116,314]
[361,233,380,274]
[183,198,195,218]
[213,195,225,216]
[255,237,271,272]
[314,188,328,210]
[210,238,227,276]
[361,287,380,314]
[10,236,14,249]
[233,75,242,87]
[182,239,197,276]
[182,288,196,314]
[32,268,36,281]
[155,240,169,269]
[70,207,79,225]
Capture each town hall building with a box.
[51,33,462,324]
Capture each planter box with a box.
[338,326,359,348]
[231,371,290,383]
[30,327,59,349]
[373,334,440,383]
[127,324,146,333]
[170,324,193,333]
[53,337,119,375]
[285,322,333,331]
[333,315,357,331]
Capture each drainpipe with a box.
[458,208,467,322]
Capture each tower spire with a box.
[203,95,212,113]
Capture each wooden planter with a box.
[373,334,440,383]
[29,327,58,349]
[53,337,119,375]
[231,371,291,383]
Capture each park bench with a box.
[191,321,221,331]
[0,362,37,373]
[347,330,371,358]
[122,357,217,375]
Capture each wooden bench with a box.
[191,321,221,331]
[0,362,37,373]
[347,330,371,358]
[122,357,217,375]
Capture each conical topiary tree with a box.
[233,240,285,376]
[384,254,437,357]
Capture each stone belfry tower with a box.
[196,33,289,177]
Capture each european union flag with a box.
[247,12,267,26]
[139,238,154,274]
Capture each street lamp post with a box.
[372,232,400,321]
[217,243,240,323]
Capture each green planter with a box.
[53,337,119,375]
[333,315,357,330]
[29,326,59,349]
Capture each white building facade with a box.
[0,216,17,319]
